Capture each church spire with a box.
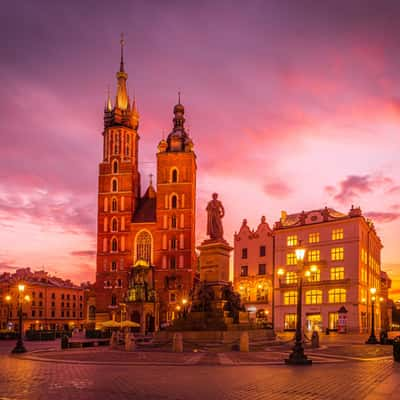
[115,33,128,110]
[173,91,185,131]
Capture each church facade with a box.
[95,41,197,330]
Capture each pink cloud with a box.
[365,211,400,224]
[263,181,292,198]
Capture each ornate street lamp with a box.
[12,284,30,354]
[285,245,312,365]
[366,287,378,344]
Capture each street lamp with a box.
[366,287,378,344]
[285,244,312,365]
[12,284,30,354]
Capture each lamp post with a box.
[182,298,188,318]
[366,287,378,344]
[12,284,30,354]
[5,294,11,328]
[285,245,312,365]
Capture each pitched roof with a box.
[132,197,156,223]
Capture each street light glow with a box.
[370,287,377,295]
[5,295,11,302]
[18,284,25,293]
[277,268,285,276]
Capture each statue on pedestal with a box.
[206,193,225,241]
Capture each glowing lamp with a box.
[310,265,318,273]
[5,295,11,302]
[305,271,311,277]
[277,268,285,276]
[362,298,366,303]
[370,287,377,295]
[295,247,306,261]
[18,284,25,293]
[182,298,188,305]
[372,296,376,302]
[379,297,384,302]
[258,284,263,289]
[24,295,30,302]
[176,305,181,311]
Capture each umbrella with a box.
[101,320,121,328]
[120,320,140,328]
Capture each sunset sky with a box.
[1,1,399,298]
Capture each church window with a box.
[111,294,117,306]
[113,160,118,174]
[114,132,120,155]
[136,230,152,264]
[171,215,177,228]
[111,238,118,252]
[111,261,117,271]
[171,168,178,183]
[171,237,177,250]
[170,256,176,270]
[125,134,130,156]
[171,195,177,209]
[104,197,108,212]
[111,178,118,192]
[111,218,118,232]
[112,198,117,211]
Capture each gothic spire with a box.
[115,33,128,110]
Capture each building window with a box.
[171,195,177,209]
[328,288,346,303]
[259,246,266,257]
[170,293,176,302]
[308,233,320,243]
[331,247,344,261]
[330,267,344,280]
[136,230,152,264]
[111,294,117,306]
[242,248,248,259]
[61,294,65,300]
[307,269,320,282]
[66,311,70,317]
[51,302,55,307]
[305,290,323,304]
[171,168,178,183]
[170,256,176,270]
[329,312,339,330]
[111,218,118,232]
[240,266,248,277]
[67,294,70,300]
[284,291,297,305]
[112,198,117,211]
[171,215,177,228]
[51,293,55,299]
[31,310,36,317]
[125,134,130,156]
[171,237,177,250]
[258,264,266,275]
[111,238,118,252]
[332,228,344,240]
[284,313,297,330]
[111,178,118,192]
[39,310,43,317]
[286,253,297,265]
[117,279,122,288]
[51,310,55,318]
[286,272,297,284]
[61,311,64,318]
[287,235,298,247]
[308,250,320,262]
[111,261,117,271]
[113,160,118,174]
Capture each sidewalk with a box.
[365,362,400,400]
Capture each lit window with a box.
[136,230,152,264]
[308,250,320,262]
[308,233,320,243]
[284,313,297,330]
[242,248,248,259]
[287,235,298,247]
[284,291,297,305]
[307,269,320,282]
[286,253,297,265]
[240,266,248,277]
[305,290,322,304]
[332,228,344,240]
[331,247,344,261]
[330,267,344,280]
[286,272,297,284]
[328,288,346,303]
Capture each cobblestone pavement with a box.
[0,339,398,400]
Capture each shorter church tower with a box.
[154,97,197,324]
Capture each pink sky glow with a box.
[1,1,400,298]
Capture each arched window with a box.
[171,168,178,183]
[111,238,118,252]
[111,294,117,306]
[136,230,152,264]
[111,218,118,232]
[104,197,108,212]
[112,198,117,211]
[111,178,118,192]
[111,261,117,271]
[171,237,177,250]
[171,215,177,228]
[113,160,118,174]
[171,195,177,209]
[125,134,130,156]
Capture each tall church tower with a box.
[95,37,140,317]
[154,97,197,323]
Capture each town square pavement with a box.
[0,335,399,400]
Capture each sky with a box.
[0,0,399,298]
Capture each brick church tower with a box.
[95,39,197,328]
